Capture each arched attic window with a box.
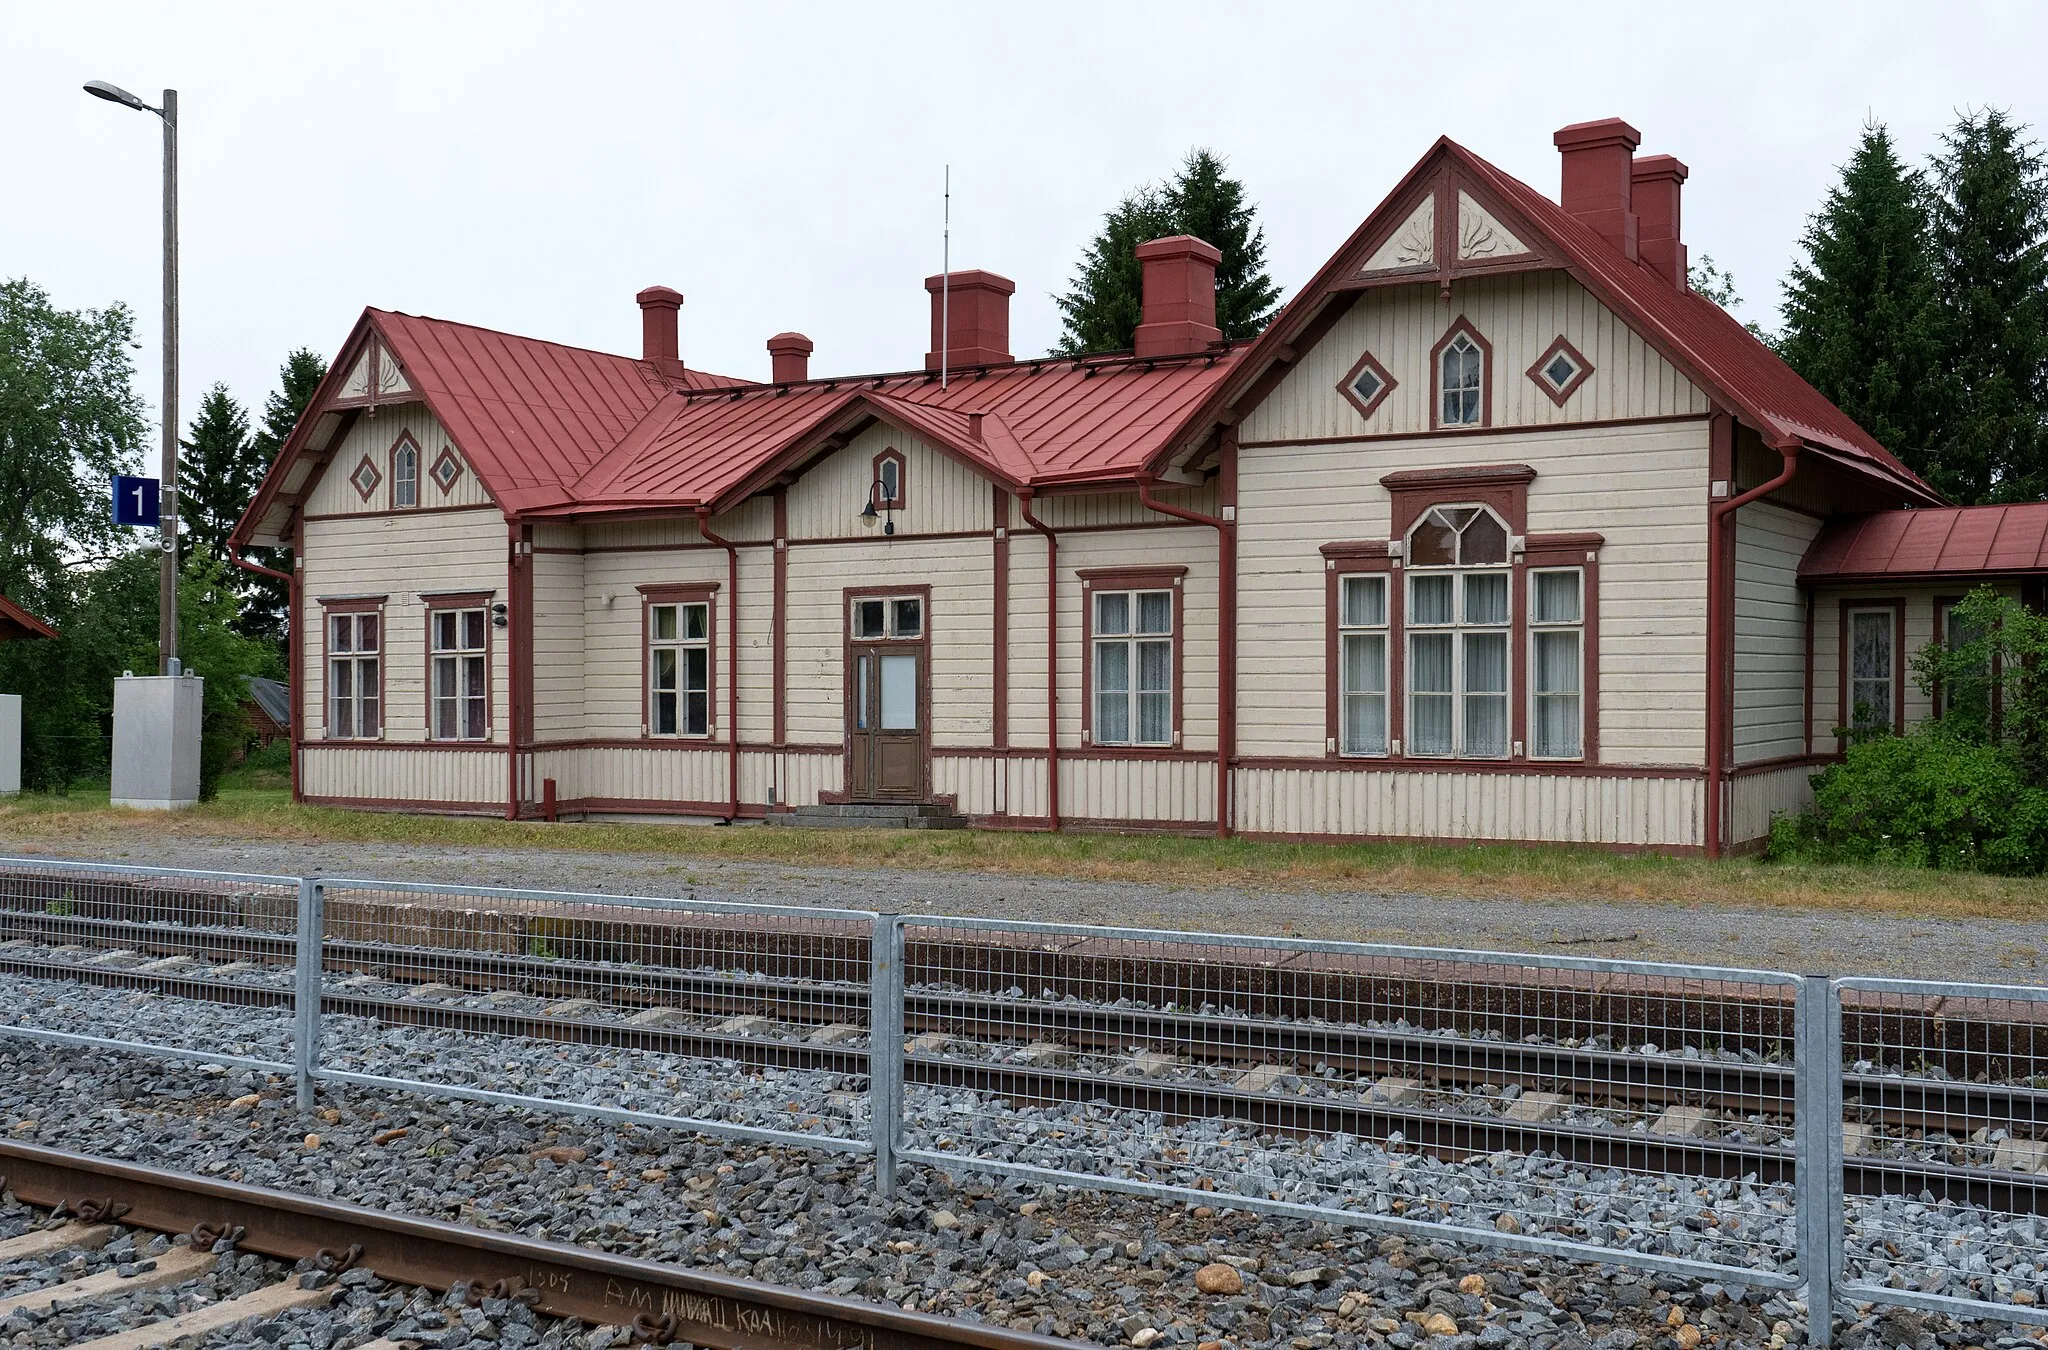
[1431,320,1491,428]
[873,448,906,510]
[391,433,420,509]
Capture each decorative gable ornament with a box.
[1456,191,1529,260]
[1359,195,1435,273]
[333,338,414,409]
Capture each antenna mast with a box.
[941,165,950,390]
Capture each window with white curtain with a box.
[1338,573,1388,755]
[1093,589,1173,747]
[1848,607,1895,733]
[1439,332,1484,425]
[392,441,418,509]
[1406,506,1510,758]
[430,607,489,741]
[1529,568,1583,759]
[326,611,380,739]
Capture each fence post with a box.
[869,912,905,1202]
[294,878,324,1111]
[1795,974,1837,1348]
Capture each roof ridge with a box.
[371,308,755,388]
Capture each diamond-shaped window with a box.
[350,455,382,500]
[429,448,463,494]
[1351,366,1383,404]
[1337,351,1397,421]
[1527,336,1593,406]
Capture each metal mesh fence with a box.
[893,917,1808,1285]
[312,878,878,1151]
[1833,977,2048,1328]
[0,856,301,1072]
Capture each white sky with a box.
[5,1,2044,452]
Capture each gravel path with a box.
[6,835,2046,985]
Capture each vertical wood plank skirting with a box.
[773,486,789,810]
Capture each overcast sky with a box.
[6,1,2045,454]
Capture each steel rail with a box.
[0,1139,1078,1350]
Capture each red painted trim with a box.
[1428,315,1494,430]
[992,487,1011,752]
[1335,349,1397,422]
[772,487,788,752]
[639,582,720,742]
[1233,827,1703,857]
[1323,548,1394,759]
[302,503,492,524]
[1017,492,1061,830]
[872,447,907,511]
[1230,754,1691,779]
[532,737,834,754]
[428,444,464,498]
[1239,412,1711,451]
[303,740,501,753]
[694,509,743,820]
[348,451,381,502]
[423,591,495,744]
[1077,565,1188,753]
[508,522,534,819]
[840,583,934,802]
[1381,464,1535,538]
[301,795,506,816]
[1525,543,1600,764]
[1525,335,1595,407]
[1141,457,1238,835]
[551,798,770,821]
[316,596,387,742]
[1729,751,1839,777]
[1803,587,1816,757]
[388,430,423,511]
[1836,596,1908,745]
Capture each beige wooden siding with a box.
[531,548,585,740]
[783,537,996,747]
[1028,484,1218,530]
[1233,766,1703,847]
[300,746,503,808]
[1005,532,1050,750]
[1058,526,1218,752]
[300,507,508,748]
[932,753,997,818]
[582,497,774,553]
[580,550,729,741]
[786,424,994,540]
[304,405,492,515]
[1733,502,1822,764]
[1235,419,1711,767]
[531,744,726,806]
[1064,757,1217,824]
[1729,764,1817,847]
[1239,272,1711,445]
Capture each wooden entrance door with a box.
[845,591,929,801]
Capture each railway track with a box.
[0,1139,1075,1350]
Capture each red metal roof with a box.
[1801,503,2048,582]
[0,595,57,642]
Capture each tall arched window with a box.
[873,449,906,510]
[392,437,419,509]
[1406,505,1510,757]
[1432,320,1490,428]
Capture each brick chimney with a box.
[1632,154,1689,288]
[1553,118,1641,262]
[924,270,1015,370]
[767,331,813,383]
[636,285,685,376]
[1133,235,1224,358]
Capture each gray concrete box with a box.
[112,674,203,810]
[0,693,19,796]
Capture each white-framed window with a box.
[392,440,419,509]
[649,600,710,736]
[1093,589,1174,747]
[1439,332,1484,425]
[852,594,923,640]
[326,611,380,739]
[1406,505,1511,758]
[1529,568,1584,759]
[1848,607,1895,733]
[430,607,489,740]
[1337,573,1389,756]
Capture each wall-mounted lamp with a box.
[860,482,895,536]
[491,602,509,629]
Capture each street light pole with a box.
[84,79,179,673]
[158,88,179,673]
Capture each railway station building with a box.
[232,117,2042,856]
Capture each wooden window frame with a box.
[348,452,382,503]
[639,582,719,740]
[424,590,494,742]
[1324,544,1394,757]
[1079,566,1186,753]
[1403,506,1516,760]
[1837,597,1906,742]
[873,448,907,511]
[428,445,464,497]
[1527,565,1587,760]
[319,596,385,741]
[1429,316,1493,430]
[1336,349,1398,422]
[1526,334,1594,406]
[390,431,421,510]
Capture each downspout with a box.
[232,546,298,800]
[1017,491,1061,832]
[695,507,742,822]
[1704,441,1800,857]
[1137,462,1235,840]
[505,520,532,821]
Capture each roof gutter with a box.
[1138,466,1236,839]
[695,508,743,824]
[1016,491,1061,832]
[1704,439,1800,858]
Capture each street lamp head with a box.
[83,80,150,112]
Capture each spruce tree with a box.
[239,348,328,648]
[1777,123,1945,482]
[179,382,257,569]
[1054,150,1281,355]
[1930,109,2048,503]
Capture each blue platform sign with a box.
[112,475,160,528]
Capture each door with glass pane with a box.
[846,594,928,801]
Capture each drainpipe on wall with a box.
[1137,462,1236,839]
[1017,491,1061,832]
[1704,441,1800,858]
[694,507,742,823]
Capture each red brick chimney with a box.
[1632,154,1689,288]
[1554,118,1641,262]
[767,332,813,383]
[636,286,685,376]
[1133,235,1224,358]
[924,270,1015,370]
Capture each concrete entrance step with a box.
[766,803,967,829]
